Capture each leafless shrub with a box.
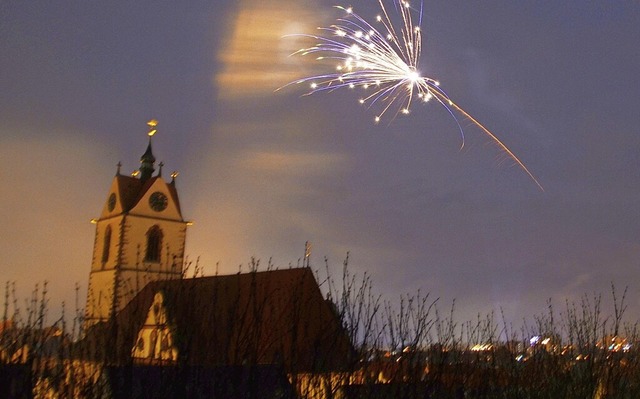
[3,257,640,398]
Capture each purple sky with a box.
[1,0,639,326]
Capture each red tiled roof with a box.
[84,268,354,372]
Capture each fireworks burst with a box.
[281,0,543,190]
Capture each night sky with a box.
[2,0,639,326]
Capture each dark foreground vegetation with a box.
[2,259,639,398]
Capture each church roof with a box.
[82,268,354,372]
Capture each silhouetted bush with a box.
[2,259,640,398]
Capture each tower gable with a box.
[129,177,183,221]
[98,175,182,221]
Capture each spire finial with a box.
[116,162,122,176]
[147,119,158,137]
[140,119,157,182]
[171,171,179,185]
[158,161,164,177]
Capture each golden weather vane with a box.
[147,119,158,137]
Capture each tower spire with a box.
[139,119,158,182]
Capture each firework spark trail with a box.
[281,0,543,190]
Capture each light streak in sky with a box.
[282,0,543,190]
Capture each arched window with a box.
[145,226,163,262]
[102,225,112,263]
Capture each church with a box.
[84,120,187,327]
[79,121,355,397]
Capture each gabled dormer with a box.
[131,291,178,363]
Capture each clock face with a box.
[149,191,168,212]
[108,193,117,212]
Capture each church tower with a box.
[85,121,188,327]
